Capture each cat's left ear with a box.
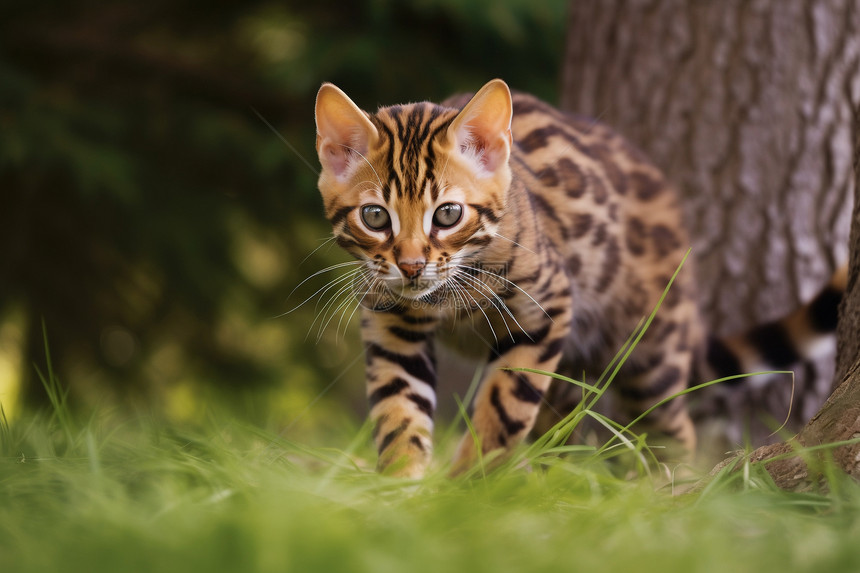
[447,79,513,177]
[315,83,379,180]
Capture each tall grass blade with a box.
[0,402,11,455]
[33,319,76,448]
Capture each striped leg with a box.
[362,308,438,478]
[616,351,696,461]
[451,316,569,474]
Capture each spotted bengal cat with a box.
[312,79,844,478]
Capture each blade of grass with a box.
[595,371,793,458]
[453,393,486,481]
[0,402,12,455]
[504,368,600,394]
[33,321,76,448]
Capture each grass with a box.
[2,392,860,573]
[4,262,860,572]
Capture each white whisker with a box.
[454,270,519,341]
[286,265,365,323]
[340,273,382,339]
[299,235,338,266]
[450,274,499,344]
[315,268,373,343]
[492,232,537,255]
[339,144,383,189]
[310,268,365,311]
[308,279,358,341]
[279,260,366,317]
[314,270,363,319]
[459,263,554,322]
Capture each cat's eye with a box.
[360,204,391,230]
[432,203,463,228]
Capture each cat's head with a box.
[314,79,513,306]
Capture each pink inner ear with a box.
[322,142,353,177]
[460,126,506,174]
[480,138,506,172]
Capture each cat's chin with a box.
[388,281,443,301]
[370,277,453,307]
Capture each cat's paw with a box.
[379,458,428,479]
[449,434,508,477]
[377,433,432,479]
[449,435,479,477]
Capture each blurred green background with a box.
[0,0,567,437]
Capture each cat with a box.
[311,79,844,478]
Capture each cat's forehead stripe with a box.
[372,103,457,201]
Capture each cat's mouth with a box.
[351,277,449,312]
[386,278,445,301]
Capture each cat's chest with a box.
[436,308,515,359]
[433,291,618,368]
[436,305,510,359]
[435,321,491,360]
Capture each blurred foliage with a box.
[0,0,567,427]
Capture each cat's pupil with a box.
[432,203,462,228]
[361,204,390,230]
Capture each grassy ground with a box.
[4,282,860,572]
[2,394,860,573]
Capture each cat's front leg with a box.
[451,309,571,475]
[362,307,438,478]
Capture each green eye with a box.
[432,203,463,228]
[360,204,390,230]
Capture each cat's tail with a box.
[700,264,847,386]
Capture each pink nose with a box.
[398,261,425,280]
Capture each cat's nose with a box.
[398,260,425,280]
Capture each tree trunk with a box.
[746,93,860,487]
[561,0,859,447]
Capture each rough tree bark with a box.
[744,94,860,486]
[561,0,859,449]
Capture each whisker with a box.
[332,270,391,342]
[450,274,499,344]
[310,268,365,316]
[454,269,522,339]
[280,260,366,316]
[322,290,361,343]
[311,272,372,343]
[492,232,537,255]
[459,264,554,322]
[339,144,384,189]
[308,280,357,342]
[340,273,385,339]
[317,296,355,343]
[251,107,320,176]
[305,266,370,339]
[283,264,366,320]
[454,271,518,341]
[445,279,470,321]
[299,235,338,266]
[314,269,373,342]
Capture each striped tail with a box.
[702,264,847,386]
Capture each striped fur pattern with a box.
[312,79,843,477]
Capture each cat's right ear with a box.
[447,79,513,178]
[315,84,379,180]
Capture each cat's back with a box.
[505,92,699,362]
[508,91,689,275]
[509,91,681,219]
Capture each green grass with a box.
[4,267,860,572]
[2,397,860,573]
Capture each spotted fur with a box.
[312,79,843,477]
